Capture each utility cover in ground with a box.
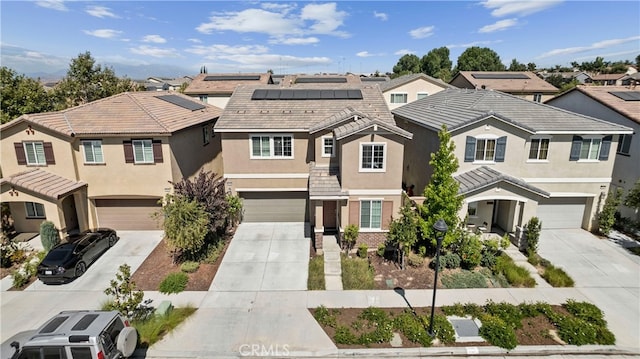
[447,316,484,343]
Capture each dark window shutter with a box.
[495,136,507,162]
[14,142,27,165]
[43,142,55,165]
[464,136,476,162]
[599,135,612,161]
[569,136,582,161]
[152,140,163,163]
[123,141,134,163]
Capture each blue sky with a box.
[1,1,639,79]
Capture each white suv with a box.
[6,310,137,359]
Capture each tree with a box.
[526,62,537,72]
[392,54,421,76]
[545,74,565,89]
[636,54,640,69]
[343,224,359,254]
[171,171,229,235]
[419,125,464,249]
[624,180,640,211]
[103,263,144,320]
[421,47,453,81]
[52,51,133,110]
[1,66,53,124]
[387,204,419,269]
[456,47,506,72]
[524,217,541,258]
[40,221,60,252]
[508,59,527,71]
[161,195,210,262]
[599,188,623,236]
[558,79,580,93]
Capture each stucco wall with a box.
[169,122,223,182]
[384,79,449,110]
[395,119,440,194]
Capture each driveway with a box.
[539,229,640,349]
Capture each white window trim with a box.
[390,92,408,104]
[416,92,429,100]
[577,135,603,162]
[467,202,478,218]
[202,126,210,145]
[82,140,104,164]
[359,142,386,172]
[132,139,154,164]
[249,133,294,159]
[473,137,497,163]
[527,136,551,163]
[359,199,383,230]
[23,141,46,165]
[321,136,335,158]
[617,134,632,155]
[25,202,45,218]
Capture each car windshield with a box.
[46,248,72,262]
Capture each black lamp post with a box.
[428,218,448,338]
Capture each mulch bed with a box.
[369,253,436,289]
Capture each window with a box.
[25,202,45,218]
[360,143,385,171]
[417,92,429,100]
[529,138,549,160]
[360,200,382,229]
[533,93,542,103]
[82,140,104,164]
[390,93,408,104]
[70,347,93,359]
[570,135,611,161]
[24,142,46,165]
[467,202,478,217]
[475,139,496,161]
[132,139,154,163]
[202,126,210,145]
[250,135,293,158]
[617,134,632,155]
[580,138,601,160]
[322,137,335,157]
[464,136,506,163]
[199,95,208,103]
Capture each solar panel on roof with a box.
[157,95,206,111]
[361,77,388,82]
[334,90,349,99]
[471,73,530,79]
[265,90,280,100]
[204,75,261,81]
[251,89,268,100]
[609,91,640,101]
[321,90,334,99]
[295,77,347,83]
[293,90,308,99]
[250,89,364,100]
[279,89,295,99]
[307,90,322,99]
[348,89,363,99]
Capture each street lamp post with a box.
[428,219,448,338]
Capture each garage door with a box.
[95,198,162,230]
[241,192,308,222]
[537,198,586,229]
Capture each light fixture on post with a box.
[428,218,448,338]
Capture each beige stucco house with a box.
[450,71,558,103]
[184,73,273,109]
[393,88,632,234]
[1,92,222,234]
[214,74,412,250]
[546,85,640,221]
[379,73,454,110]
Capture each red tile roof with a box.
[1,169,86,200]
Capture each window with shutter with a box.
[132,140,154,163]
[82,140,104,164]
[23,142,46,165]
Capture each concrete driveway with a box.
[539,229,640,349]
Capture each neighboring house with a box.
[393,88,632,233]
[590,73,627,86]
[379,73,454,110]
[546,85,640,221]
[538,71,592,85]
[0,92,222,234]
[184,73,273,108]
[214,74,412,250]
[450,71,558,103]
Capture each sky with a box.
[1,0,639,79]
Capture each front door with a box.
[62,195,79,234]
[323,201,337,233]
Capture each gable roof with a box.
[451,71,558,93]
[379,73,454,92]
[392,88,633,134]
[456,166,549,198]
[546,85,640,125]
[1,169,87,200]
[1,92,222,137]
[309,164,346,198]
[591,73,626,81]
[184,73,273,95]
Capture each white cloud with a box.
[478,19,518,33]
[446,40,503,49]
[481,0,563,17]
[197,9,301,36]
[142,35,166,44]
[356,51,385,58]
[394,49,414,55]
[185,44,270,58]
[261,2,297,14]
[86,5,119,18]
[188,38,202,43]
[300,3,349,37]
[83,29,122,39]
[409,26,435,39]
[130,45,181,58]
[35,0,67,11]
[269,37,319,45]
[537,35,640,59]
[373,11,388,21]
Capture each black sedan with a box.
[37,228,118,284]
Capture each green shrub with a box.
[40,221,60,252]
[442,303,465,317]
[158,272,188,294]
[556,315,599,345]
[180,261,200,273]
[418,245,427,257]
[524,217,542,257]
[453,232,482,269]
[480,249,497,269]
[103,264,144,319]
[494,253,535,287]
[357,244,368,258]
[479,315,518,350]
[542,265,574,287]
[431,314,456,344]
[308,255,325,290]
[563,300,606,327]
[343,224,359,253]
[376,243,386,257]
[357,307,394,346]
[132,307,196,347]
[334,325,357,344]
[201,239,225,264]
[441,270,488,288]
[484,301,523,329]
[527,253,540,266]
[440,252,461,270]
[313,305,337,328]
[12,259,38,289]
[393,310,432,347]
[407,252,424,267]
[341,255,375,290]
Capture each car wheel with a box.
[75,262,86,277]
[108,234,117,247]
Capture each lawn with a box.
[308,254,325,290]
[341,254,375,290]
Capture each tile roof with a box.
[308,164,346,198]
[551,85,640,125]
[452,71,558,93]
[1,169,87,200]
[455,166,549,198]
[1,92,222,137]
[379,73,454,92]
[392,88,633,134]
[184,73,272,95]
[333,117,412,140]
[591,73,626,81]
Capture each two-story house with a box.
[546,85,640,221]
[379,73,454,110]
[393,88,632,233]
[1,92,222,234]
[184,73,273,108]
[215,74,412,250]
[450,71,558,103]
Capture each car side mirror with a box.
[10,340,20,355]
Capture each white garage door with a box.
[241,192,308,222]
[537,198,586,229]
[95,198,162,230]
